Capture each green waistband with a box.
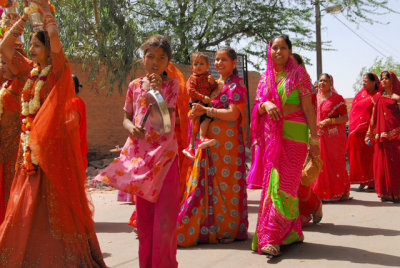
[282,120,309,143]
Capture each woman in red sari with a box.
[312,73,350,201]
[366,71,400,202]
[347,73,380,191]
[0,1,105,267]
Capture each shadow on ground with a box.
[322,197,400,207]
[268,242,400,266]
[303,222,400,236]
[95,222,134,233]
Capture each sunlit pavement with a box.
[93,187,400,268]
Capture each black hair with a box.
[319,73,332,83]
[380,71,390,80]
[270,34,292,50]
[72,74,82,95]
[30,31,50,49]
[364,72,379,90]
[141,34,172,61]
[217,47,238,75]
[191,51,210,65]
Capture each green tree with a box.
[353,57,400,92]
[26,0,396,92]
[52,0,141,93]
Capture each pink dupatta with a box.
[250,41,311,177]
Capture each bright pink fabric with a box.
[95,77,179,203]
[313,93,349,200]
[136,158,179,268]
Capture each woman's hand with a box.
[317,118,331,129]
[309,144,320,159]
[263,101,282,120]
[148,73,163,91]
[130,125,145,140]
[191,103,207,117]
[32,0,51,14]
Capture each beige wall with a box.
[71,62,261,160]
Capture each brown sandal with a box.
[261,244,281,257]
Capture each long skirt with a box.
[253,111,308,253]
[0,168,105,267]
[313,125,350,200]
[373,139,400,201]
[347,130,374,186]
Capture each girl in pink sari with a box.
[250,35,319,257]
[96,35,180,267]
[312,74,350,201]
[347,73,380,190]
[366,71,400,202]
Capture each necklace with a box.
[0,79,13,119]
[20,65,52,174]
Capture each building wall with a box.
[71,62,261,160]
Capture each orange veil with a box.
[166,62,191,198]
[30,61,95,239]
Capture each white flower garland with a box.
[21,64,52,171]
[0,80,9,119]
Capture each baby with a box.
[183,52,218,159]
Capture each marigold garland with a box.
[0,79,13,119]
[20,64,52,174]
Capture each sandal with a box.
[365,186,375,192]
[261,244,281,257]
[339,192,353,201]
[313,205,323,224]
[358,184,366,191]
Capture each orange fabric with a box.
[166,62,191,198]
[0,52,105,267]
[0,52,33,224]
[71,96,88,169]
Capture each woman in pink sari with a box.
[312,73,350,201]
[250,35,319,257]
[347,73,380,191]
[366,71,400,202]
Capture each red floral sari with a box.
[368,71,400,201]
[313,92,350,201]
[347,78,379,186]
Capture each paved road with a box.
[92,188,400,268]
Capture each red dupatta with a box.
[348,73,380,136]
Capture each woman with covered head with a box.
[250,35,319,257]
[366,71,400,202]
[312,73,350,201]
[347,73,381,191]
[0,17,33,225]
[177,47,249,247]
[0,0,105,266]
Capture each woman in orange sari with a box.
[0,1,105,267]
[0,48,32,224]
[177,47,248,246]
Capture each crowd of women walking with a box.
[0,1,399,267]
